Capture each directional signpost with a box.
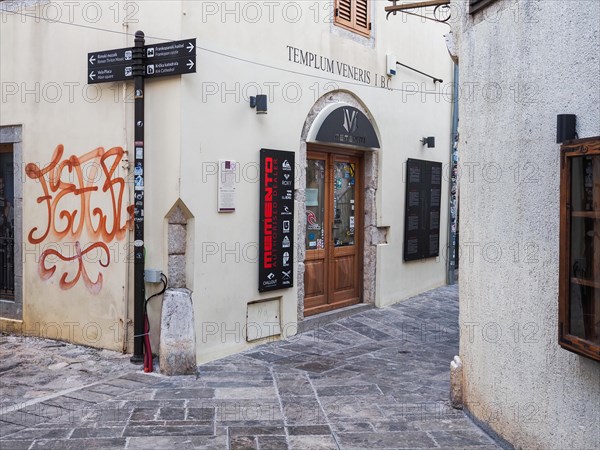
[87,38,196,84]
[144,39,196,79]
[88,47,134,84]
[86,32,196,367]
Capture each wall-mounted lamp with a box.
[421,136,435,148]
[557,114,577,143]
[250,94,268,114]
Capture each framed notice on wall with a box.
[404,158,442,262]
[259,149,295,292]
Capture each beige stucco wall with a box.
[452,0,600,448]
[1,1,453,361]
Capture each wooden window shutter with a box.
[353,0,370,36]
[335,0,371,37]
[335,0,353,30]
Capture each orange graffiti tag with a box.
[39,242,110,295]
[26,144,133,294]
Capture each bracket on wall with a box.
[385,0,452,23]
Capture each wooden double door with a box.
[304,146,363,316]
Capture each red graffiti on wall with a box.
[26,144,134,293]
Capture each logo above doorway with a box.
[313,105,380,149]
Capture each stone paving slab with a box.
[0,335,133,411]
[0,285,502,449]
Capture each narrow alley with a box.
[0,285,500,449]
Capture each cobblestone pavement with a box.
[0,335,133,411]
[0,285,501,449]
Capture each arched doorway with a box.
[297,92,383,319]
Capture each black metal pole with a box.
[396,61,443,84]
[131,30,145,364]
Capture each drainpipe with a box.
[446,63,459,285]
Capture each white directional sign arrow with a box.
[187,59,195,70]
[89,55,96,65]
[89,71,96,81]
[187,42,194,53]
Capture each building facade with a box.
[451,0,600,448]
[1,0,454,363]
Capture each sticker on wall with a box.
[307,210,320,230]
[134,175,144,190]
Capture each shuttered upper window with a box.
[335,0,371,38]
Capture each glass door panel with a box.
[332,162,356,247]
[306,159,325,251]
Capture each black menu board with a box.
[404,158,442,261]
[259,149,295,292]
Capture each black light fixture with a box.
[557,114,577,143]
[250,94,268,114]
[421,136,435,148]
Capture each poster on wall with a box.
[404,158,442,262]
[259,149,295,292]
[218,159,236,212]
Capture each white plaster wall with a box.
[179,1,453,361]
[0,0,145,351]
[1,1,454,360]
[453,0,600,448]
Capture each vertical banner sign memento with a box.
[259,149,295,292]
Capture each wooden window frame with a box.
[334,0,371,38]
[469,0,499,14]
[559,136,600,362]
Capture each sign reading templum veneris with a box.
[286,45,392,88]
[259,149,295,292]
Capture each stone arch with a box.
[296,90,387,321]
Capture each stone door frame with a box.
[296,92,386,321]
[0,125,23,320]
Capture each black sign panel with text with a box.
[88,47,134,68]
[259,149,295,292]
[144,39,196,60]
[403,158,442,261]
[87,38,196,84]
[145,56,196,79]
[88,46,134,84]
[144,38,196,78]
